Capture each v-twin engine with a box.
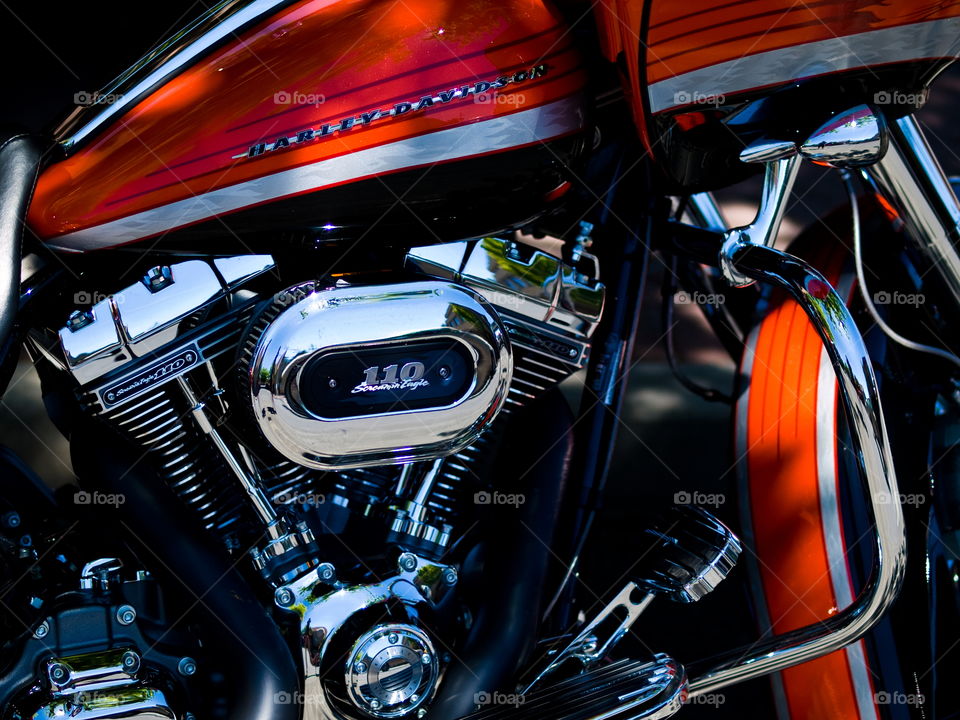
[28,236,604,720]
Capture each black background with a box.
[0,1,208,132]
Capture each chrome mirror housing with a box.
[799,104,888,167]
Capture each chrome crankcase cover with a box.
[248,280,512,470]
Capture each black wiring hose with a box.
[660,254,733,404]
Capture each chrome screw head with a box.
[33,621,49,639]
[178,657,198,676]
[116,605,137,626]
[354,662,367,674]
[275,587,295,607]
[121,651,140,673]
[443,568,458,586]
[318,563,336,582]
[369,700,382,711]
[421,653,432,665]
[48,663,70,686]
[398,553,418,572]
[388,633,399,644]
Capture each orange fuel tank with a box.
[29,0,588,252]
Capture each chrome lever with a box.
[719,138,800,287]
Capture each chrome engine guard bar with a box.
[687,242,907,696]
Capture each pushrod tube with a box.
[687,242,906,695]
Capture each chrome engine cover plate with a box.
[248,280,512,469]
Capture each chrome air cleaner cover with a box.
[248,280,512,470]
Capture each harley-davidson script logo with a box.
[236,64,550,160]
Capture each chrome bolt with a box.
[116,605,137,626]
[418,710,428,718]
[121,651,140,673]
[354,662,367,674]
[66,310,94,332]
[328,378,338,388]
[275,587,295,607]
[388,633,399,644]
[369,699,382,711]
[398,552,418,572]
[318,563,336,582]
[410,694,419,702]
[33,621,49,639]
[49,663,70,686]
[421,653,432,665]
[443,568,458,586]
[178,657,198,676]
[568,347,578,357]
[1,511,20,529]
[438,366,451,379]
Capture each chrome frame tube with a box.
[865,114,960,306]
[687,242,906,696]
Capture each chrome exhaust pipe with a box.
[687,241,907,695]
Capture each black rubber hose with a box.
[430,389,574,719]
[70,420,300,720]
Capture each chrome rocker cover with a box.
[248,280,513,470]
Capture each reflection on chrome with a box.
[689,242,906,695]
